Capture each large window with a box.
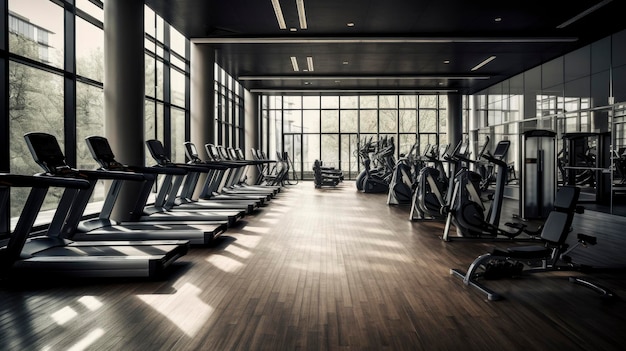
[144,5,189,165]
[261,94,448,180]
[214,64,244,150]
[7,1,68,222]
[3,1,189,226]
[8,62,65,219]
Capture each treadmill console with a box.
[24,132,71,174]
[146,139,171,165]
[217,146,231,160]
[235,148,245,160]
[205,144,221,161]
[85,136,122,169]
[183,142,203,163]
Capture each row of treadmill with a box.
[359,136,615,301]
[0,132,285,281]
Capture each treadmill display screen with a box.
[25,133,67,170]
[87,137,115,160]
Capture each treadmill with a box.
[174,142,261,214]
[214,144,279,197]
[69,135,227,245]
[0,171,188,279]
[226,146,282,194]
[251,148,282,186]
[139,139,246,226]
[202,143,275,202]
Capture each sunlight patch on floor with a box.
[239,226,271,234]
[234,235,263,249]
[206,254,245,273]
[224,245,253,259]
[78,296,103,311]
[67,328,105,351]
[51,306,78,326]
[137,282,214,337]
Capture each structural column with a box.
[447,92,463,147]
[104,0,145,221]
[245,91,260,181]
[190,43,215,148]
[190,43,215,198]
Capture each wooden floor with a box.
[2,181,626,350]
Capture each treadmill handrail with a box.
[0,173,90,189]
[0,173,89,272]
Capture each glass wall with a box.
[3,1,189,227]
[144,5,189,164]
[214,64,245,153]
[261,94,448,180]
[7,0,101,223]
[472,29,626,215]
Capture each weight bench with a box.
[450,186,614,301]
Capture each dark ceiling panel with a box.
[145,0,626,94]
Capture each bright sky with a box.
[10,0,64,47]
[10,0,106,64]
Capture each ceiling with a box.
[145,0,625,95]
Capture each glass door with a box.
[283,133,302,182]
[341,133,360,179]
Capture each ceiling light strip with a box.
[296,0,307,29]
[306,57,314,71]
[250,89,459,93]
[271,0,287,30]
[191,36,578,44]
[470,56,496,71]
[290,56,299,71]
[239,75,490,80]
[556,0,613,29]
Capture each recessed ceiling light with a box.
[342,61,349,65]
[290,56,299,71]
[296,0,308,29]
[304,81,311,85]
[271,0,287,30]
[494,17,502,22]
[307,56,314,71]
[335,80,341,83]
[471,55,496,71]
[290,28,298,32]
[556,0,613,29]
[347,22,355,27]
[443,60,450,64]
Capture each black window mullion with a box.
[64,1,77,167]
[1,0,9,234]
[1,0,9,172]
[184,38,190,156]
[162,23,171,156]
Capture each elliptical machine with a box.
[387,142,419,205]
[409,142,458,220]
[442,138,517,241]
[359,136,395,193]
